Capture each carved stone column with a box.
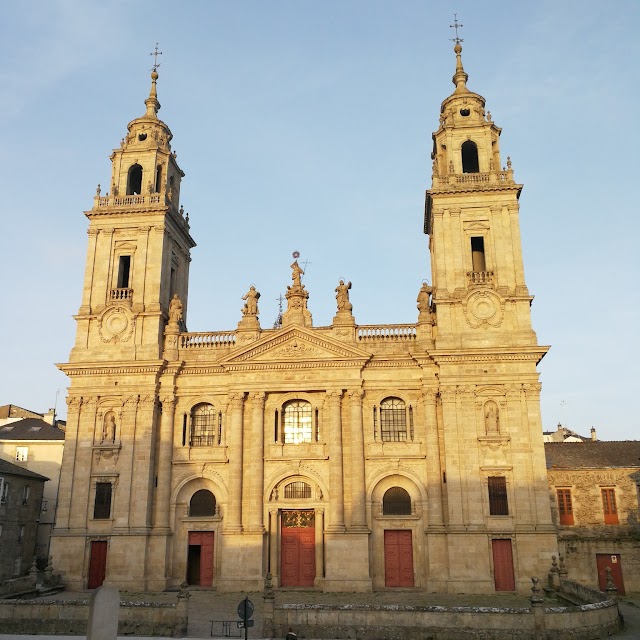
[269,509,279,581]
[424,389,444,527]
[54,396,83,530]
[439,386,463,525]
[314,508,324,581]
[326,390,345,531]
[131,394,158,530]
[153,395,175,529]
[348,389,367,529]
[245,392,266,532]
[226,392,245,532]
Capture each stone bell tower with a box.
[70,67,195,362]
[424,38,556,593]
[52,65,196,591]
[425,42,535,350]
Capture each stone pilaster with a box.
[226,392,245,532]
[325,390,345,532]
[153,395,175,529]
[424,389,444,528]
[54,396,82,530]
[348,389,367,530]
[245,392,266,532]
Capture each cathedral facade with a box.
[50,45,557,593]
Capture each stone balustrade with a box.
[110,288,133,302]
[467,270,494,285]
[432,169,514,189]
[97,194,162,207]
[357,324,417,341]
[179,332,236,349]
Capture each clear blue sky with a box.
[1,1,638,441]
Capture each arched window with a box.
[126,164,143,195]
[283,400,313,444]
[189,489,216,516]
[383,487,412,515]
[190,403,218,447]
[155,165,163,193]
[461,140,479,173]
[284,482,311,499]
[380,397,407,442]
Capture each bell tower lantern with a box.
[71,67,196,362]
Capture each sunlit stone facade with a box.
[50,46,557,593]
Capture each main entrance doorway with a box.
[87,540,107,589]
[492,539,515,591]
[281,510,315,587]
[596,553,625,595]
[187,531,214,587]
[384,530,414,587]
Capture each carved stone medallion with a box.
[463,290,504,329]
[98,305,135,343]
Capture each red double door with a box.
[281,523,315,587]
[384,530,414,587]
[88,541,108,589]
[187,531,214,587]
[492,539,516,591]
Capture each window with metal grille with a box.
[189,489,216,516]
[283,400,313,444]
[284,482,311,499]
[601,488,618,525]
[380,398,407,442]
[94,482,112,519]
[382,486,412,515]
[557,489,574,525]
[488,477,509,516]
[191,403,218,446]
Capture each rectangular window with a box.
[117,255,131,289]
[0,523,3,537]
[602,488,619,524]
[557,489,574,525]
[17,525,25,543]
[488,476,509,516]
[13,557,21,576]
[94,482,113,519]
[471,236,486,272]
[1,481,9,505]
[15,446,28,462]
[22,485,30,506]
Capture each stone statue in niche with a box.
[484,402,499,434]
[102,412,116,442]
[168,294,183,325]
[242,285,260,316]
[335,280,352,313]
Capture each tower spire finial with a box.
[449,15,469,93]
[145,43,163,117]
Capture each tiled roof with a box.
[0,418,65,441]
[545,441,640,469]
[0,458,49,481]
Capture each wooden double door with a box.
[88,541,107,589]
[281,510,315,587]
[187,531,214,587]
[492,539,516,591]
[384,530,414,587]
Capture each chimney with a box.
[590,427,597,441]
[43,408,56,425]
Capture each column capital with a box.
[422,388,438,402]
[325,389,343,402]
[249,391,267,405]
[227,392,246,408]
[160,395,176,408]
[347,388,364,403]
[439,386,457,402]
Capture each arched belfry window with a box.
[155,165,163,193]
[282,400,313,444]
[190,403,220,447]
[379,397,407,442]
[461,140,479,173]
[127,164,143,195]
[383,487,412,515]
[189,489,216,517]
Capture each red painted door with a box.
[596,554,625,595]
[492,539,515,591]
[188,531,214,587]
[88,541,107,589]
[384,530,414,587]
[281,524,315,586]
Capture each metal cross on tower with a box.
[150,43,163,71]
[449,14,464,44]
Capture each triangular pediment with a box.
[221,325,371,367]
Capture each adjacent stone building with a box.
[0,418,65,562]
[546,441,640,594]
[0,459,48,581]
[50,44,558,593]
